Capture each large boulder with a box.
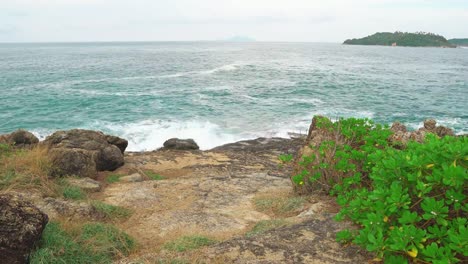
[0,193,48,264]
[43,129,127,178]
[0,130,39,148]
[163,138,199,150]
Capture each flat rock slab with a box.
[100,137,368,263]
[68,177,102,192]
[203,214,368,264]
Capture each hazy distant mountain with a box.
[224,36,255,42]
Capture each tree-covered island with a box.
[343,32,455,47]
[448,38,468,46]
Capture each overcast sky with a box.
[1,0,467,42]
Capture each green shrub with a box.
[246,219,289,237]
[106,174,123,183]
[163,235,217,252]
[92,201,132,220]
[145,170,164,180]
[292,118,468,263]
[62,186,86,200]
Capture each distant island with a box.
[343,32,455,47]
[448,38,468,47]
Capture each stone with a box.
[35,197,104,220]
[106,135,128,154]
[163,138,199,150]
[434,126,455,137]
[0,193,48,264]
[424,119,437,130]
[67,177,102,192]
[390,121,407,133]
[119,173,143,183]
[0,130,39,147]
[297,202,324,218]
[49,148,97,178]
[43,129,127,177]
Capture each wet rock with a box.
[120,173,143,183]
[67,177,102,192]
[0,130,39,148]
[0,193,48,264]
[43,129,127,177]
[163,138,199,150]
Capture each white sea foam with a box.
[95,120,253,151]
[198,63,240,75]
[29,118,307,152]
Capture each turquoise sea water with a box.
[1,42,467,150]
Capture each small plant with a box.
[246,219,289,237]
[62,186,86,200]
[163,235,217,252]
[145,170,165,180]
[106,174,123,183]
[92,201,132,220]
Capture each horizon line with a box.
[0,40,342,44]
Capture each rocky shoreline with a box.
[0,118,459,263]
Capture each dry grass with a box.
[253,190,308,217]
[0,144,61,196]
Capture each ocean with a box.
[1,42,467,151]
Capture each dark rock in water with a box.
[163,138,199,150]
[0,193,48,264]
[43,129,127,177]
[0,130,39,147]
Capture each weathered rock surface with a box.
[119,173,143,183]
[43,129,127,177]
[204,215,368,264]
[30,194,104,220]
[0,130,39,148]
[0,193,48,264]
[163,138,199,150]
[67,177,102,192]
